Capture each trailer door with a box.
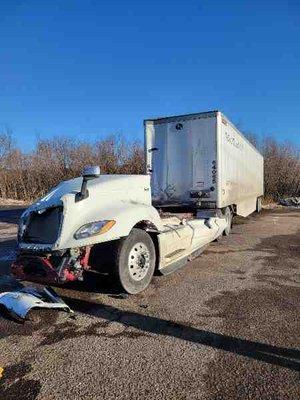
[145,114,217,205]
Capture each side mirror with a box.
[82,166,100,179]
[76,166,100,202]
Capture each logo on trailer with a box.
[225,132,244,151]
[175,123,183,131]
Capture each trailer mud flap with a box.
[236,197,257,217]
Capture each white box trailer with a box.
[144,110,264,217]
[13,111,263,295]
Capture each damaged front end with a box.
[11,171,150,286]
[11,247,91,284]
[12,202,92,284]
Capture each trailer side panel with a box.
[217,113,264,216]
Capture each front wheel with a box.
[111,228,156,294]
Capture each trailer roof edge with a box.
[144,110,219,124]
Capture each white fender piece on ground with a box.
[0,281,72,320]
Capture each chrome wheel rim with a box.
[128,242,150,281]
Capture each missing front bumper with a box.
[11,247,91,284]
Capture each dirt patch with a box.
[39,318,150,346]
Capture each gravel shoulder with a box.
[0,207,299,400]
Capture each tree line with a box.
[0,129,299,201]
[0,132,144,201]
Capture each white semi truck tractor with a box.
[12,111,264,294]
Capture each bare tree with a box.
[0,130,299,202]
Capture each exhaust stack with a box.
[76,165,100,202]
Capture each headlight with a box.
[74,220,116,239]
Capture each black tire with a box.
[222,207,232,236]
[111,228,156,294]
[256,197,262,213]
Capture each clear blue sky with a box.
[0,0,299,151]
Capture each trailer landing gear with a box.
[256,197,262,213]
[222,207,233,236]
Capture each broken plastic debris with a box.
[0,278,73,321]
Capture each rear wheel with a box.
[222,207,233,236]
[111,228,156,294]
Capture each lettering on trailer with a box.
[225,131,244,151]
[212,160,217,184]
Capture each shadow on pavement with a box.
[48,271,122,296]
[61,295,300,372]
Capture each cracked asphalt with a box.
[0,206,299,400]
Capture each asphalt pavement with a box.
[0,207,299,400]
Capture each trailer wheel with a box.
[256,197,262,213]
[222,207,232,236]
[111,228,156,294]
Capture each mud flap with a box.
[236,197,257,217]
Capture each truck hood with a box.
[19,174,163,251]
[29,174,150,211]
